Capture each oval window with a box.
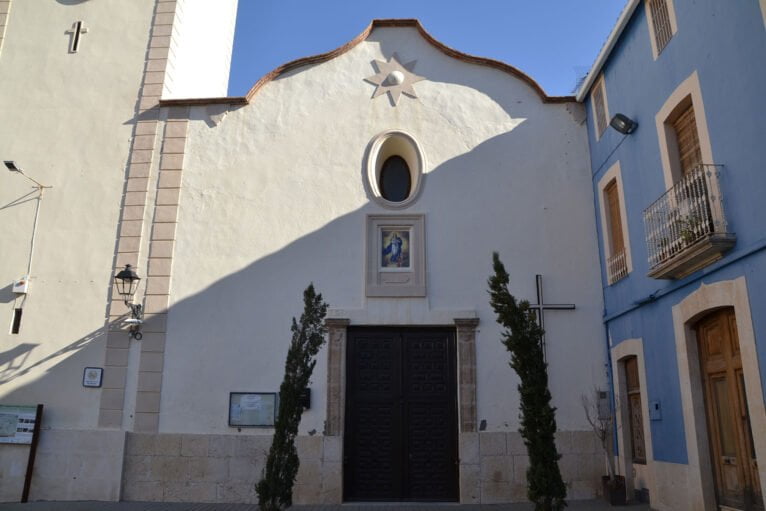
[379,156,411,203]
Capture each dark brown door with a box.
[344,327,459,502]
[698,308,763,510]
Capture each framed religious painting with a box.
[366,215,425,297]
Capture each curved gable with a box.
[162,19,573,106]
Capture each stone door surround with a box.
[324,317,478,437]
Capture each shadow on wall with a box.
[0,54,592,434]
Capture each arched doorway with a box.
[696,308,763,510]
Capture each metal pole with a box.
[26,186,45,277]
[21,404,43,503]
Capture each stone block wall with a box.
[0,429,606,504]
[122,433,342,504]
[0,442,29,502]
[0,429,126,503]
[460,431,603,503]
[123,431,602,505]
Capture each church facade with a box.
[0,1,764,509]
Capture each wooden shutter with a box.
[649,0,673,54]
[625,357,647,463]
[605,180,625,254]
[672,103,703,176]
[593,80,608,136]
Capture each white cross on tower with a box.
[66,21,88,53]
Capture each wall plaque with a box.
[229,392,278,427]
[82,367,103,388]
[0,405,38,445]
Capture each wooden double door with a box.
[697,308,763,510]
[343,327,459,502]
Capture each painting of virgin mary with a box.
[381,229,410,268]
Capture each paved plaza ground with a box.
[0,500,652,511]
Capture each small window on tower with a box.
[11,308,22,334]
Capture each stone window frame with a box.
[365,214,426,297]
[597,162,633,283]
[364,130,426,209]
[645,0,678,60]
[655,71,714,190]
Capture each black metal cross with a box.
[66,21,89,53]
[528,274,575,362]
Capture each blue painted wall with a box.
[585,0,766,464]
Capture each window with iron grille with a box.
[592,77,608,138]
[648,0,674,55]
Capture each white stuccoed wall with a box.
[0,0,153,430]
[163,0,238,99]
[163,25,605,436]
[0,0,155,501]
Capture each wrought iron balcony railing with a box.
[643,164,735,279]
[607,248,628,284]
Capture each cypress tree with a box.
[256,284,328,511]
[488,253,567,511]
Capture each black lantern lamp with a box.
[114,264,143,340]
[609,113,638,135]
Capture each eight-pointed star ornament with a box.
[365,53,425,106]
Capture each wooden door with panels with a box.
[343,327,459,502]
[697,308,763,510]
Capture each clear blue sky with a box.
[228,1,629,97]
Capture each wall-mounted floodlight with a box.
[4,160,48,188]
[610,113,638,135]
[4,160,22,172]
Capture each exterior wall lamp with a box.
[5,160,52,299]
[610,113,638,135]
[114,264,143,340]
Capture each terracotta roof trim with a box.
[160,18,574,107]
[245,19,573,104]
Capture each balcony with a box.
[643,164,735,279]
[607,249,628,284]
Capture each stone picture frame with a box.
[366,214,425,297]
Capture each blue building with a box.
[578,1,766,509]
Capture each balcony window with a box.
[598,163,632,284]
[643,164,735,279]
[648,72,734,279]
[605,180,629,283]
